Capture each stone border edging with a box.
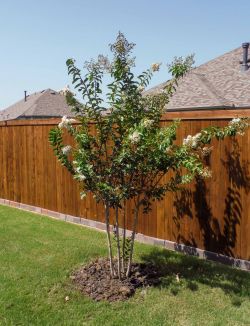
[0,198,249,272]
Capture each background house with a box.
[146,43,250,111]
[0,88,73,121]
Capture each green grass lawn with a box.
[0,205,250,326]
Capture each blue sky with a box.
[1,0,250,109]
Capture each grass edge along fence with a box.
[0,108,249,263]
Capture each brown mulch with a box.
[71,258,162,302]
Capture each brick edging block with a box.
[0,198,249,272]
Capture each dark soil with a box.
[71,258,162,302]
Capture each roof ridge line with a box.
[192,72,233,106]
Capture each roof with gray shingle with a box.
[0,89,74,121]
[145,46,250,110]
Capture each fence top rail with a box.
[0,108,249,126]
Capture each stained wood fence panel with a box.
[0,110,249,260]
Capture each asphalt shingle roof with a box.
[0,89,73,121]
[145,46,250,110]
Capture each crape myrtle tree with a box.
[49,33,249,280]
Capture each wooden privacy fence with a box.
[0,109,250,261]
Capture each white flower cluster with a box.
[129,131,141,144]
[58,116,76,129]
[201,146,213,157]
[183,133,201,148]
[230,118,241,124]
[198,167,212,179]
[74,166,81,173]
[78,174,86,181]
[151,63,161,72]
[165,147,172,154]
[73,164,87,181]
[80,191,87,199]
[97,54,112,72]
[58,85,75,96]
[181,174,193,184]
[229,117,249,136]
[143,119,154,128]
[61,145,72,155]
[137,85,145,92]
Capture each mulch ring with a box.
[71,258,162,302]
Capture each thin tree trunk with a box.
[104,203,115,278]
[126,197,141,277]
[121,201,126,274]
[115,205,122,280]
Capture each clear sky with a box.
[1,0,250,109]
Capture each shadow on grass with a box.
[140,247,250,304]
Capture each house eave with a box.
[166,105,250,112]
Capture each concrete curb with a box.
[0,198,249,271]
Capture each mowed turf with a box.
[0,204,249,326]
